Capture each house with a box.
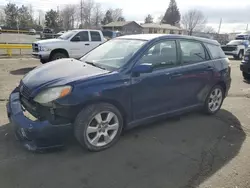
[102,21,142,35]
[141,23,183,34]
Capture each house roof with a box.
[141,23,183,31]
[103,21,141,28]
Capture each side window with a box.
[139,40,177,69]
[90,31,101,41]
[180,40,207,64]
[76,31,89,41]
[205,43,226,59]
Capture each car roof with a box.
[71,29,101,32]
[118,34,220,45]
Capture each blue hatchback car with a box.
[7,34,231,151]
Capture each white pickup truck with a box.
[221,40,249,60]
[32,29,106,63]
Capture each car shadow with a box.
[243,79,250,84]
[0,109,246,188]
[10,67,36,75]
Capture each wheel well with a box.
[78,99,128,126]
[50,48,69,59]
[217,81,226,96]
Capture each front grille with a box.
[221,46,237,52]
[32,43,38,52]
[19,81,32,99]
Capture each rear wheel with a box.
[243,72,250,80]
[204,85,224,115]
[50,52,67,61]
[74,103,123,152]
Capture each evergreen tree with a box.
[101,10,113,25]
[144,14,153,23]
[161,0,180,25]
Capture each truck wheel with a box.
[51,52,67,61]
[40,59,47,64]
[74,103,123,152]
[237,51,243,60]
[242,72,250,80]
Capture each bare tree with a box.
[83,0,95,28]
[181,9,207,35]
[203,26,216,33]
[111,8,122,21]
[60,5,76,30]
[91,3,103,28]
[0,7,5,25]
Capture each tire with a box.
[40,59,47,64]
[203,85,225,115]
[237,51,243,60]
[242,72,250,80]
[50,52,67,61]
[74,103,123,152]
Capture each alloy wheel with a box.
[208,88,223,112]
[86,111,119,147]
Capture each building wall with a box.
[142,28,183,34]
[121,22,142,34]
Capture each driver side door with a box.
[69,31,92,58]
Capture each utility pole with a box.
[80,0,83,28]
[246,24,249,31]
[218,18,222,34]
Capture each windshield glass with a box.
[227,40,244,45]
[80,39,146,70]
[59,30,78,40]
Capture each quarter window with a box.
[205,43,226,59]
[139,40,177,69]
[180,40,207,64]
[90,31,101,41]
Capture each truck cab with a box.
[32,29,107,64]
[221,40,249,60]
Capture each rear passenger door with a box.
[178,39,214,106]
[90,31,103,50]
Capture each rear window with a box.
[205,43,226,59]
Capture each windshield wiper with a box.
[85,61,106,70]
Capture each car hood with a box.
[35,38,64,45]
[22,58,109,91]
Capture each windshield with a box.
[59,30,78,40]
[227,40,244,45]
[80,39,146,70]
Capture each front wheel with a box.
[204,85,224,115]
[50,52,67,61]
[74,103,123,152]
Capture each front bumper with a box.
[224,51,238,56]
[6,92,72,151]
[32,52,50,61]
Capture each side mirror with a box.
[132,63,153,76]
[71,36,81,42]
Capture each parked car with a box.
[32,29,107,64]
[102,30,122,40]
[7,34,231,152]
[29,29,36,35]
[221,40,249,60]
[240,46,250,80]
[40,28,55,39]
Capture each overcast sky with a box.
[2,0,250,33]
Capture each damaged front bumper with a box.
[6,91,72,151]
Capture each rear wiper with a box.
[85,61,106,70]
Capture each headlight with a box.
[34,86,72,104]
[38,46,51,51]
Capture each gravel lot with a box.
[0,58,250,188]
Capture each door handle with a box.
[171,73,183,78]
[85,43,90,46]
[206,66,213,70]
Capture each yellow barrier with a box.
[2,29,29,33]
[0,44,32,56]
